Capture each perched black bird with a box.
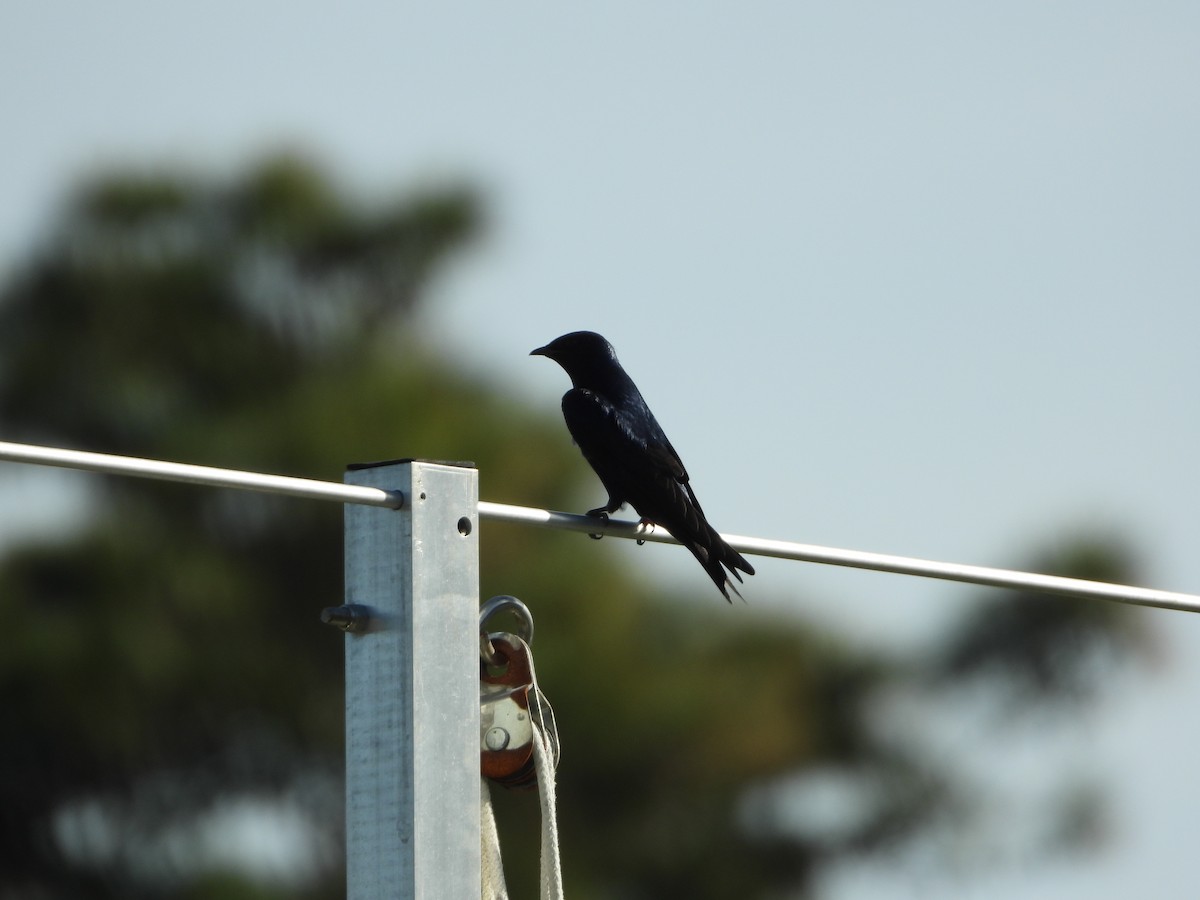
[531,331,754,601]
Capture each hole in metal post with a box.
[457,516,473,536]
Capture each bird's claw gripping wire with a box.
[635,518,655,546]
[581,510,654,543]
[585,509,609,540]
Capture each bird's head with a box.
[530,331,621,389]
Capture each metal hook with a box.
[479,595,535,667]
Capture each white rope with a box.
[532,723,564,900]
[480,724,564,900]
[481,779,509,900]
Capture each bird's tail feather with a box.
[683,522,753,603]
[659,477,755,602]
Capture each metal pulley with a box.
[480,596,559,790]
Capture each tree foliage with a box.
[0,156,1157,898]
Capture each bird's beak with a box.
[530,345,549,357]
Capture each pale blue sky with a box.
[1,3,1198,897]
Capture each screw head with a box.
[484,727,510,751]
[320,604,370,633]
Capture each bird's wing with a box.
[563,388,754,599]
[623,394,691,484]
[561,388,681,507]
[643,424,710,515]
[644,439,709,518]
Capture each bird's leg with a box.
[585,508,609,541]
[635,517,656,546]
[585,497,623,540]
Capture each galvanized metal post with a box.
[343,460,480,899]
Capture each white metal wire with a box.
[0,440,402,508]
[476,502,1200,614]
[1,439,1197,613]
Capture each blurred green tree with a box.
[0,157,1158,899]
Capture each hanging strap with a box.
[481,722,564,900]
[481,778,509,900]
[533,723,563,899]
